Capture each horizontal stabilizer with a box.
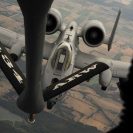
[0,42,25,95]
[43,62,109,101]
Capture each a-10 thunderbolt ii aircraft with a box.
[0,0,131,123]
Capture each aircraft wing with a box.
[0,27,24,48]
[43,62,109,101]
[0,27,54,60]
[75,50,131,79]
[0,41,25,95]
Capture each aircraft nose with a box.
[69,21,77,29]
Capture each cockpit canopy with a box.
[51,42,72,72]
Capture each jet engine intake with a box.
[46,8,62,35]
[82,20,106,47]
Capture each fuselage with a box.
[42,21,79,90]
[0,23,79,90]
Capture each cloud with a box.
[106,0,132,5]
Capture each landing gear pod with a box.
[99,69,112,90]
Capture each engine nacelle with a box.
[46,8,62,35]
[82,20,106,47]
[99,69,112,88]
[10,43,24,62]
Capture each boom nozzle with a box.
[27,114,36,124]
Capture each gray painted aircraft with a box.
[0,7,131,123]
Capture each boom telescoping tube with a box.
[17,0,54,114]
